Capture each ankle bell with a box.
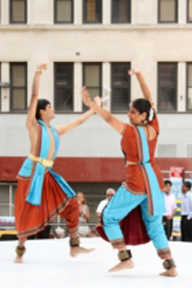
[118,249,132,262]
[163,258,176,270]
[69,237,80,247]
[15,246,26,256]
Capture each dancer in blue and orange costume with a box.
[82,69,177,277]
[14,63,99,263]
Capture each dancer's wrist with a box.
[36,70,43,75]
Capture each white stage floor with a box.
[0,238,191,288]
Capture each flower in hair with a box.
[148,108,154,122]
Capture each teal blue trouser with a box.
[103,186,169,250]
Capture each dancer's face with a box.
[41,104,55,121]
[128,106,146,126]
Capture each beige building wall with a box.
[0,0,192,157]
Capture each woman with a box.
[77,192,90,237]
[82,69,177,277]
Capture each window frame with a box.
[83,0,102,24]
[10,62,27,112]
[111,0,131,24]
[157,62,177,113]
[54,0,74,24]
[158,0,178,24]
[111,62,131,113]
[9,0,27,24]
[82,62,102,111]
[54,62,74,113]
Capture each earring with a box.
[143,119,147,124]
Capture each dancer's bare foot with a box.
[160,267,178,277]
[109,259,134,272]
[14,255,24,263]
[70,246,95,257]
[14,245,26,263]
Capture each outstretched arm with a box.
[56,96,102,136]
[81,87,124,134]
[26,63,48,129]
[56,109,94,136]
[128,69,154,108]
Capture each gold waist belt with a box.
[28,154,53,168]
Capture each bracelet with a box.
[36,70,43,74]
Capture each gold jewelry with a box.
[15,246,26,256]
[28,154,53,168]
[36,70,42,74]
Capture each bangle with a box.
[36,70,42,74]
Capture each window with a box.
[111,0,131,23]
[187,63,192,110]
[54,0,73,23]
[158,0,178,23]
[54,63,73,112]
[83,0,102,24]
[186,144,192,157]
[10,63,27,111]
[157,144,177,157]
[111,63,130,113]
[158,63,177,112]
[187,0,192,23]
[83,63,101,110]
[10,0,27,24]
[0,183,16,216]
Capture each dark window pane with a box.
[83,63,101,110]
[112,88,129,112]
[158,63,177,112]
[55,63,73,112]
[83,0,102,23]
[10,63,27,111]
[112,0,131,23]
[188,0,192,22]
[10,0,27,23]
[111,63,130,112]
[55,0,73,23]
[0,63,1,112]
[12,88,26,109]
[85,65,100,86]
[12,65,25,86]
[187,64,192,110]
[55,88,73,111]
[159,0,177,23]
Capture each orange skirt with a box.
[15,171,79,239]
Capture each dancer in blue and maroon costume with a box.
[82,69,177,277]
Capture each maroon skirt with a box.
[96,206,150,245]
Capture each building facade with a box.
[0,0,192,221]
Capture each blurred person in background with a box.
[162,180,177,240]
[96,188,116,220]
[181,181,192,242]
[77,192,90,237]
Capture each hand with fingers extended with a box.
[94,96,102,107]
[36,63,48,74]
[82,86,92,107]
[128,69,140,76]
